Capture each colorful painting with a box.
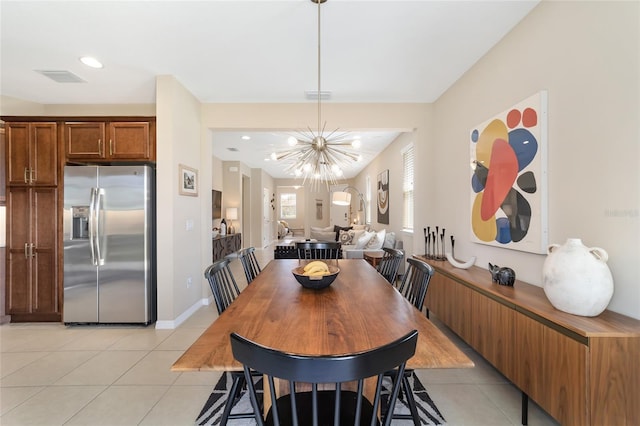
[470,91,547,254]
[377,170,389,224]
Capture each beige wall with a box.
[155,75,205,326]
[0,95,45,115]
[0,95,154,117]
[352,131,416,250]
[428,0,639,318]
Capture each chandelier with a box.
[270,0,361,186]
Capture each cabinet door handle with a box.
[30,168,36,184]
[25,243,29,258]
[24,168,29,183]
[98,138,101,154]
[109,139,113,156]
[30,243,35,258]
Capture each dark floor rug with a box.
[196,371,447,425]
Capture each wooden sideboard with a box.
[212,233,241,262]
[417,256,640,426]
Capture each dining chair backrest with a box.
[398,257,435,311]
[237,247,262,284]
[377,247,404,284]
[296,241,342,261]
[230,329,418,426]
[203,258,241,315]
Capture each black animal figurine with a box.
[488,263,516,286]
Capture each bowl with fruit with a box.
[292,260,340,290]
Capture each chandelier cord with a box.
[317,0,322,136]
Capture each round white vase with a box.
[542,238,613,317]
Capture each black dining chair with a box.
[204,258,241,315]
[204,258,259,424]
[230,329,418,426]
[296,241,342,261]
[387,257,435,425]
[237,247,262,284]
[376,247,404,284]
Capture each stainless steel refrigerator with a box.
[63,165,156,324]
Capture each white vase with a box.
[542,238,613,317]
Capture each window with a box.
[280,193,297,219]
[365,175,371,224]
[402,144,414,231]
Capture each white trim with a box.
[154,297,211,329]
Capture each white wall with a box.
[426,1,639,318]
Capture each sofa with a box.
[277,220,290,238]
[309,225,403,261]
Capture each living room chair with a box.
[296,241,342,262]
[237,247,262,284]
[230,329,418,426]
[387,257,435,425]
[377,247,404,284]
[204,259,259,424]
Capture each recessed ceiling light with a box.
[79,56,103,69]
[241,135,251,140]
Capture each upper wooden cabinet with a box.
[65,120,155,161]
[6,122,58,186]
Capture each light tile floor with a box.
[0,241,559,425]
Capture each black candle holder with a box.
[423,226,452,261]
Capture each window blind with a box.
[402,145,414,231]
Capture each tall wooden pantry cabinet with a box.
[5,122,61,321]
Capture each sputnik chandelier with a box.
[270,0,361,186]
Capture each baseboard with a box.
[155,297,212,329]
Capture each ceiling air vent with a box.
[227,147,239,152]
[35,70,86,83]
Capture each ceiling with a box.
[1,0,540,178]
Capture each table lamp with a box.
[226,208,238,234]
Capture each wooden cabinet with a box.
[421,256,640,426]
[1,124,6,203]
[6,187,60,321]
[212,234,242,262]
[471,291,516,382]
[65,120,154,161]
[6,122,58,186]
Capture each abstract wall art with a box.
[470,91,548,254]
[377,169,389,224]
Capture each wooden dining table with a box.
[172,259,473,373]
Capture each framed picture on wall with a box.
[377,169,389,224]
[469,91,548,254]
[178,164,198,197]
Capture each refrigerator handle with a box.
[89,187,98,266]
[95,188,106,266]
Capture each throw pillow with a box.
[339,229,354,245]
[355,231,375,249]
[350,229,365,244]
[333,225,352,242]
[366,229,387,250]
[383,231,396,249]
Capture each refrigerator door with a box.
[97,165,153,323]
[63,166,99,323]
